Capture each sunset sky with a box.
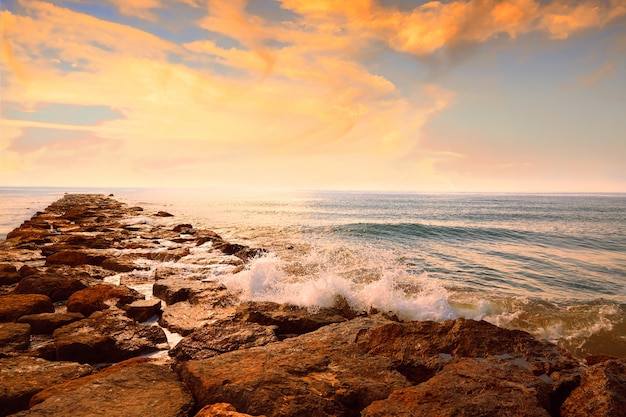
[1,0,625,192]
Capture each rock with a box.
[144,247,190,262]
[17,312,84,334]
[45,250,105,266]
[13,275,87,301]
[235,301,348,337]
[179,317,411,417]
[18,265,38,277]
[159,301,232,336]
[0,356,93,417]
[153,279,234,306]
[560,358,626,417]
[0,263,21,285]
[155,211,174,217]
[169,320,278,362]
[124,299,162,322]
[356,318,579,376]
[362,358,552,417]
[0,322,31,357]
[195,403,263,417]
[53,309,168,364]
[23,358,194,417]
[101,255,142,272]
[0,294,54,322]
[66,284,144,316]
[173,224,193,233]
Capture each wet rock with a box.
[0,322,31,357]
[45,250,105,267]
[0,356,93,417]
[53,309,168,364]
[66,283,144,316]
[24,358,194,417]
[195,403,263,417]
[179,317,410,417]
[560,358,626,417]
[155,211,174,217]
[169,320,278,362]
[0,263,21,285]
[0,294,54,322]
[13,274,87,301]
[356,318,579,376]
[17,312,84,334]
[124,299,162,322]
[6,225,50,243]
[235,301,348,337]
[362,358,552,417]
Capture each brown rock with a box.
[0,322,31,357]
[101,255,143,272]
[362,358,552,417]
[24,358,194,417]
[0,263,21,285]
[195,403,263,417]
[560,358,626,417]
[156,211,174,217]
[143,247,190,262]
[154,279,235,306]
[17,312,84,334]
[0,294,54,322]
[173,223,193,233]
[13,274,87,301]
[45,249,105,266]
[356,318,579,376]
[53,309,168,364]
[66,284,144,316]
[18,265,38,277]
[0,356,92,417]
[169,320,278,362]
[159,301,230,335]
[235,301,348,337]
[179,317,411,417]
[124,298,162,322]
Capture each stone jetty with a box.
[1,194,624,417]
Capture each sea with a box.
[1,186,625,358]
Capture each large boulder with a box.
[159,301,231,336]
[0,294,54,322]
[169,320,278,362]
[22,358,194,416]
[0,322,31,357]
[66,284,144,316]
[560,358,626,417]
[124,299,162,322]
[179,317,411,417]
[356,318,579,376]
[13,275,87,301]
[53,309,168,364]
[362,358,552,417]
[0,356,93,417]
[153,279,233,306]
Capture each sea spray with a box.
[219,252,457,321]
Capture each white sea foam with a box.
[219,253,457,321]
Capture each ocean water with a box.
[1,187,625,358]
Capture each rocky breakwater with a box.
[1,194,624,417]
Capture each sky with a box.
[1,0,625,192]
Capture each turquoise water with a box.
[2,187,625,357]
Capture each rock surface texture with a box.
[0,194,623,416]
